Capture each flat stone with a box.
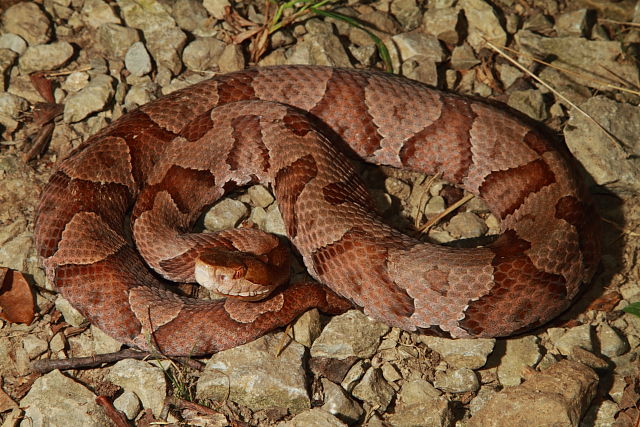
[564,96,640,193]
[63,74,115,123]
[125,41,152,77]
[19,42,74,74]
[422,6,460,45]
[433,368,480,393]
[0,33,27,55]
[1,2,51,45]
[108,359,167,417]
[21,370,111,426]
[311,310,389,360]
[497,336,542,387]
[461,0,507,50]
[196,332,310,414]
[419,336,495,369]
[470,360,598,427]
[351,367,395,411]
[203,198,248,231]
[96,23,140,59]
[279,408,347,427]
[320,378,363,424]
[81,0,121,28]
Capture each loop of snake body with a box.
[35,66,600,356]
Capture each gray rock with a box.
[446,211,488,238]
[385,177,411,201]
[247,185,275,208]
[196,332,310,414]
[54,296,85,327]
[1,2,51,45]
[0,93,28,119]
[49,333,66,353]
[96,23,141,59]
[392,32,445,63]
[569,347,609,370]
[580,399,618,427]
[0,49,16,90]
[516,30,640,91]
[287,24,352,68]
[20,370,111,426]
[434,368,480,393]
[523,12,554,33]
[387,396,453,427]
[348,10,399,48]
[81,0,121,28]
[419,336,495,369]
[62,71,90,92]
[398,379,442,404]
[264,204,287,235]
[381,362,402,383]
[64,74,115,123]
[497,336,542,387]
[508,89,549,121]
[550,324,594,356]
[469,360,598,427]
[125,42,152,77]
[424,195,445,217]
[597,324,629,357]
[90,324,122,354]
[22,335,48,359]
[421,6,461,45]
[390,0,421,30]
[146,26,187,75]
[113,390,141,420]
[0,33,27,55]
[469,387,498,415]
[119,0,176,33]
[351,367,395,411]
[341,360,366,392]
[182,37,226,72]
[108,359,167,417]
[218,44,245,73]
[204,198,248,231]
[564,96,640,193]
[311,310,390,359]
[555,9,591,37]
[451,43,480,70]
[19,42,74,74]
[402,59,438,86]
[173,0,209,32]
[320,378,363,424]
[497,63,523,89]
[348,44,377,67]
[461,0,507,50]
[292,309,322,348]
[280,408,347,427]
[203,0,230,20]
[124,84,156,108]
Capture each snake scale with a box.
[35,66,600,356]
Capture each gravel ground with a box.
[0,0,639,426]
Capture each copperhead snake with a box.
[35,66,600,356]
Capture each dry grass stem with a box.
[418,193,475,233]
[485,41,626,151]
[414,173,442,229]
[499,45,640,96]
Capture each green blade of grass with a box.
[622,302,640,317]
[311,9,393,72]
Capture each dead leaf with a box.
[0,267,36,324]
